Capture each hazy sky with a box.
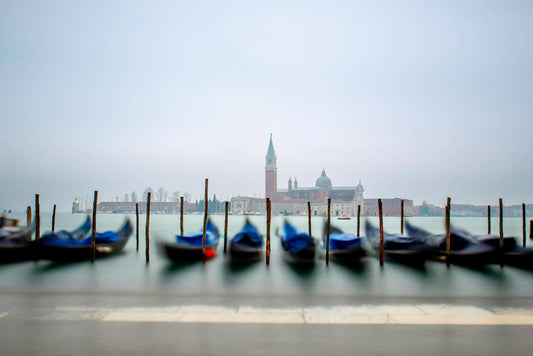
[1,0,532,212]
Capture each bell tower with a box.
[265,134,277,199]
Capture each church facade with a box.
[265,135,364,216]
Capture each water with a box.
[1,212,533,303]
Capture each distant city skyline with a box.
[1,1,532,212]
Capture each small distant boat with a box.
[36,218,132,262]
[322,223,366,264]
[0,217,35,263]
[337,217,351,220]
[405,221,496,265]
[365,221,430,265]
[161,220,219,262]
[0,217,20,228]
[229,219,263,262]
[280,220,315,265]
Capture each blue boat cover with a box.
[323,232,362,250]
[175,220,219,247]
[281,222,313,253]
[39,230,120,246]
[232,221,263,248]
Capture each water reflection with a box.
[161,260,198,275]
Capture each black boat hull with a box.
[229,243,263,263]
[162,242,219,262]
[325,245,367,264]
[379,247,431,265]
[282,245,315,265]
[428,248,496,265]
[0,244,36,263]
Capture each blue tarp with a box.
[232,221,263,248]
[175,220,219,247]
[323,232,362,250]
[281,222,313,253]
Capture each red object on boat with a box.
[205,248,216,259]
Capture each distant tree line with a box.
[195,194,228,213]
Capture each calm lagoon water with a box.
[1,212,533,303]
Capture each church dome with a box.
[315,169,332,189]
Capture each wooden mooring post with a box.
[224,201,229,254]
[146,192,151,264]
[499,198,503,268]
[26,206,31,227]
[52,204,57,232]
[266,198,271,265]
[487,205,491,235]
[445,197,451,268]
[326,198,331,266]
[91,191,98,263]
[135,203,139,252]
[35,194,40,240]
[202,179,208,264]
[307,202,312,237]
[180,196,184,236]
[522,203,526,247]
[400,199,404,234]
[357,204,361,236]
[378,199,384,266]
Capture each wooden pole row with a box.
[307,201,312,237]
[91,191,98,263]
[26,206,31,227]
[326,198,331,266]
[522,203,526,247]
[487,205,491,235]
[400,199,404,234]
[202,178,208,264]
[378,198,384,266]
[35,194,40,241]
[266,198,271,265]
[224,201,229,254]
[29,188,529,267]
[146,192,151,264]
[499,198,503,268]
[357,204,361,236]
[135,203,139,252]
[52,204,57,232]
[180,196,184,236]
[445,197,451,268]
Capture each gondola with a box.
[365,221,430,265]
[161,220,219,262]
[280,221,315,265]
[404,221,496,265]
[450,226,533,267]
[36,218,132,262]
[229,219,263,262]
[0,217,35,263]
[322,223,366,264]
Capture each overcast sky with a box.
[1,0,532,212]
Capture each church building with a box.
[265,135,364,216]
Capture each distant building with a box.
[72,198,80,213]
[96,201,193,213]
[412,201,445,216]
[230,196,266,215]
[264,135,365,216]
[364,198,414,217]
